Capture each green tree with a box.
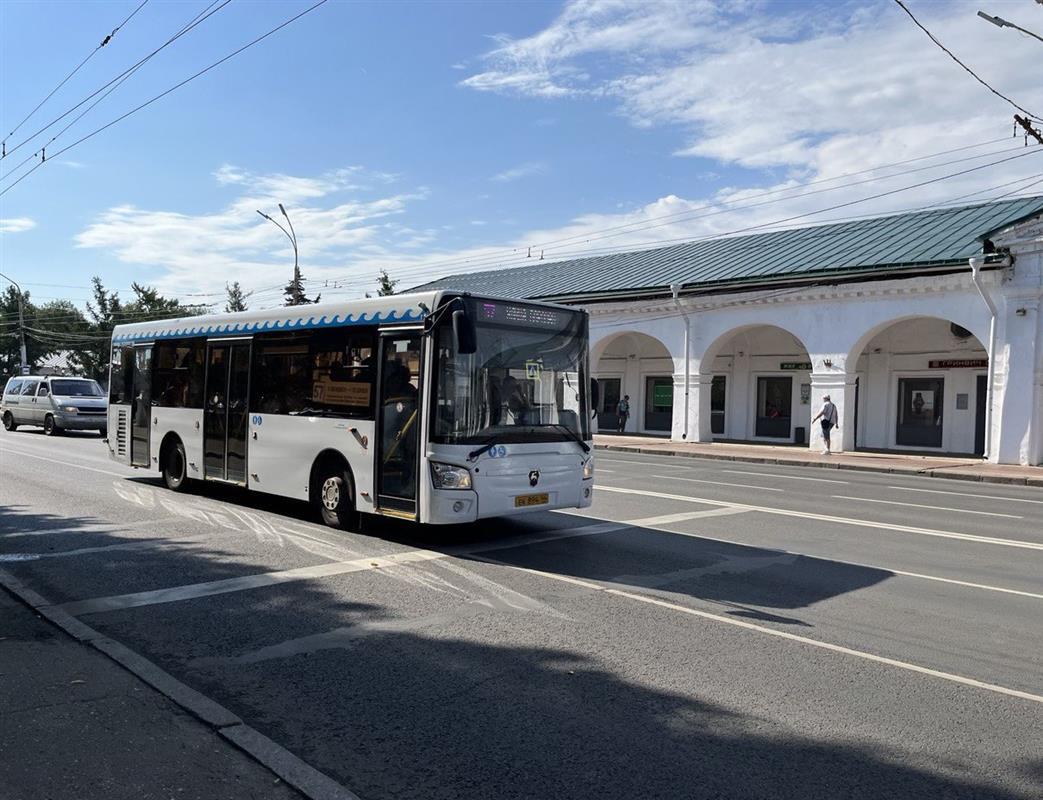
[225,281,250,313]
[283,270,319,306]
[376,269,397,297]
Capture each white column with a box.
[991,296,1041,465]
[672,373,713,442]
[809,372,857,452]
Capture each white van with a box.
[1,375,107,437]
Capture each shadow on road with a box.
[1,492,1035,800]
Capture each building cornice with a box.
[585,268,1007,318]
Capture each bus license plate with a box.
[515,493,549,508]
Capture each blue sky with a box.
[1,0,1041,310]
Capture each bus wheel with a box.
[162,439,188,491]
[2,411,16,432]
[43,414,61,436]
[314,465,360,531]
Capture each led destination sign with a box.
[478,301,565,329]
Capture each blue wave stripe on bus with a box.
[111,307,426,343]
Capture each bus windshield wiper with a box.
[529,423,590,453]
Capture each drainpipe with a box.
[671,283,691,440]
[969,256,1004,460]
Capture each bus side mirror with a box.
[452,309,477,355]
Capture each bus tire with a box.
[2,411,16,432]
[161,437,188,492]
[44,414,61,436]
[313,459,360,531]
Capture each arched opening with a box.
[848,316,988,454]
[592,331,674,435]
[700,325,813,444]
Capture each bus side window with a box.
[154,339,205,409]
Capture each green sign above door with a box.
[652,383,673,407]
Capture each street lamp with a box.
[977,10,1043,44]
[256,204,302,301]
[0,270,28,375]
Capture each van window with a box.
[51,379,103,397]
[20,380,39,396]
[4,379,22,396]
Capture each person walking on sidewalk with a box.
[616,395,631,433]
[812,394,839,454]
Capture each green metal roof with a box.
[412,196,1043,301]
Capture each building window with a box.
[711,375,726,435]
[896,377,943,447]
[644,376,673,432]
[755,376,792,438]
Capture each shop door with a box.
[203,340,251,483]
[896,377,943,448]
[755,376,792,438]
[644,377,673,432]
[597,378,621,432]
[131,346,152,467]
[376,333,422,517]
[711,375,726,435]
[974,374,987,456]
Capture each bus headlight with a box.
[430,461,472,490]
[582,458,594,479]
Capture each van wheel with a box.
[313,463,360,531]
[162,439,188,492]
[2,411,16,432]
[43,414,61,436]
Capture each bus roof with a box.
[111,290,445,344]
[109,290,585,344]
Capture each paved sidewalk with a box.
[0,587,302,800]
[594,434,1043,487]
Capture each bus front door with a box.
[204,340,251,484]
[130,345,152,467]
[376,333,422,518]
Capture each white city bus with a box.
[107,291,594,529]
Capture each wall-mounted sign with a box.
[652,383,674,407]
[780,362,812,370]
[800,383,811,405]
[928,359,988,369]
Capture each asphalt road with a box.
[1,430,1041,799]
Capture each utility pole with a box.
[0,270,28,374]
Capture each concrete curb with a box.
[595,444,1043,486]
[0,568,363,800]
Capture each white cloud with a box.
[0,217,36,234]
[461,0,1043,175]
[491,161,548,182]
[76,166,428,302]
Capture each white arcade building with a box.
[419,197,1043,466]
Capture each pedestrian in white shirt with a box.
[812,395,839,454]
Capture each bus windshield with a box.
[432,299,590,445]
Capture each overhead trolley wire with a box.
[1,0,149,151]
[293,145,1043,294]
[893,0,1042,121]
[0,0,329,198]
[0,0,230,183]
